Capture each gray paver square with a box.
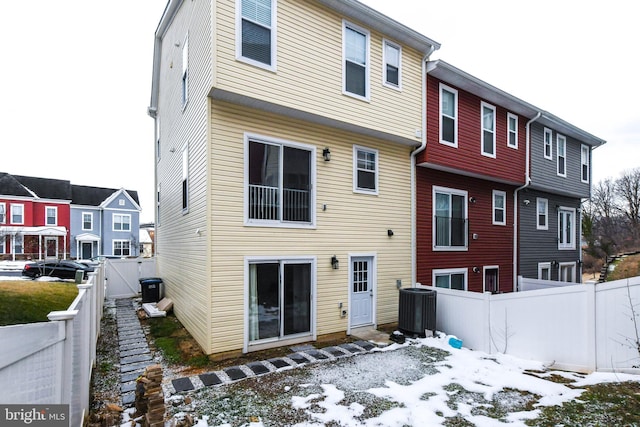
[247,362,270,375]
[120,347,150,358]
[353,340,375,350]
[306,350,328,360]
[121,361,150,373]
[338,343,363,354]
[224,367,247,381]
[122,392,135,406]
[199,373,222,386]
[121,382,137,393]
[287,353,311,364]
[121,370,144,383]
[172,377,194,392]
[322,346,348,357]
[268,358,292,369]
[121,354,153,365]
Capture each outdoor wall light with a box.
[472,266,480,273]
[523,199,530,206]
[387,229,394,237]
[551,260,559,267]
[323,147,331,161]
[469,197,476,204]
[331,255,339,269]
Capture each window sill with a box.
[433,246,468,252]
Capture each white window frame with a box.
[113,214,131,232]
[483,266,499,293]
[0,202,5,224]
[536,198,548,230]
[244,255,316,352]
[156,184,161,227]
[82,212,93,231]
[581,144,590,183]
[244,133,316,228]
[507,113,518,149]
[343,21,370,101]
[156,117,161,161]
[439,83,458,147]
[45,206,57,226]
[181,34,189,108]
[382,39,401,90]
[11,204,24,225]
[433,186,468,251]
[353,145,379,195]
[433,268,468,291]
[236,0,277,71]
[544,127,553,160]
[182,145,189,214]
[0,236,4,254]
[558,207,576,250]
[557,134,567,177]
[481,102,496,158]
[559,262,576,282]
[538,262,551,280]
[13,234,23,254]
[492,190,506,226]
[113,239,131,257]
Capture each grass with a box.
[607,254,640,281]
[0,280,79,326]
[146,314,211,367]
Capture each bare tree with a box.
[591,178,621,255]
[617,168,640,242]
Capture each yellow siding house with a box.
[148,0,440,356]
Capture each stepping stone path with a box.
[114,297,389,403]
[116,299,152,406]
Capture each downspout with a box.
[513,112,541,291]
[411,48,436,288]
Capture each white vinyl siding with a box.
[481,102,496,157]
[237,0,276,70]
[182,34,189,107]
[343,21,370,100]
[433,268,467,290]
[440,83,457,147]
[382,39,401,89]
[537,198,548,230]
[507,113,518,148]
[557,134,567,177]
[544,128,553,159]
[353,145,378,194]
[492,190,506,226]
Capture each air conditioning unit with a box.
[398,288,437,337]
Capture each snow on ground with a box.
[163,334,639,427]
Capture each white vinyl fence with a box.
[0,264,105,427]
[105,257,157,299]
[431,275,640,373]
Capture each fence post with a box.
[585,283,597,372]
[483,291,492,354]
[47,310,78,427]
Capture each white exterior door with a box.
[350,256,374,327]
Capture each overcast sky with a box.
[1,1,637,223]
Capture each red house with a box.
[0,174,71,260]
[416,60,533,293]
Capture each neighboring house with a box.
[70,186,141,259]
[0,173,71,260]
[415,60,605,293]
[148,0,440,356]
[139,223,155,258]
[518,114,605,283]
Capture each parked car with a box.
[22,260,95,280]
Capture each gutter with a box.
[513,112,541,291]
[411,46,437,288]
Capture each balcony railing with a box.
[249,185,310,222]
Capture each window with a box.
[238,0,275,69]
[14,235,23,254]
[113,214,131,231]
[11,204,23,224]
[433,268,467,290]
[538,262,551,280]
[492,190,506,225]
[537,198,548,230]
[544,128,553,159]
[119,199,125,206]
[182,146,189,212]
[558,207,576,250]
[246,136,314,225]
[181,34,188,107]
[0,203,5,223]
[440,84,458,147]
[481,102,496,157]
[559,262,576,282]
[157,184,161,227]
[45,207,57,225]
[557,134,566,177]
[581,145,589,183]
[0,236,4,254]
[433,186,467,250]
[507,113,518,148]
[383,40,401,89]
[248,259,312,343]
[156,118,161,161]
[484,267,499,293]
[343,22,369,99]
[353,146,378,194]
[113,240,131,257]
[82,213,93,230]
